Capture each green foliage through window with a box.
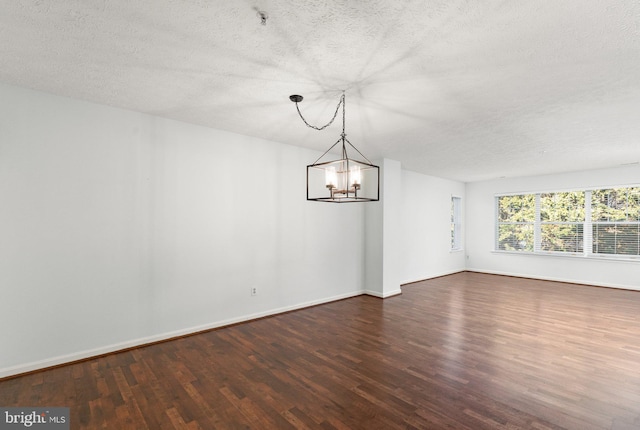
[497,195,535,251]
[540,192,584,252]
[451,197,462,251]
[592,188,640,255]
[496,187,640,258]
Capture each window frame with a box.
[451,195,463,252]
[495,185,640,261]
[591,187,640,257]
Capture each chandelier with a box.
[289,92,379,203]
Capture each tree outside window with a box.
[496,186,640,258]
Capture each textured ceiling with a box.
[2,0,640,182]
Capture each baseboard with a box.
[401,269,466,286]
[466,269,640,292]
[361,269,467,298]
[0,290,364,380]
[363,288,402,298]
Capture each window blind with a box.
[495,186,640,259]
[451,196,462,251]
[592,188,640,256]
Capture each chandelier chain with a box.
[342,92,346,136]
[294,93,345,131]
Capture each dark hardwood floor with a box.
[2,272,640,429]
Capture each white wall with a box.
[0,83,365,377]
[364,159,404,298]
[466,165,640,290]
[400,170,466,284]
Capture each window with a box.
[495,186,640,259]
[592,187,640,256]
[451,196,462,251]
[539,191,584,253]
[496,194,535,251]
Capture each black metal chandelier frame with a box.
[290,92,380,203]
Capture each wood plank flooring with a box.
[1,272,640,429]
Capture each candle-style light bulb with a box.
[325,166,337,189]
[350,165,361,188]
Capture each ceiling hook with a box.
[256,10,268,26]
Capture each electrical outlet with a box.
[251,287,258,296]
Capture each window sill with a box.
[492,250,640,263]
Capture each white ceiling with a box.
[2,0,640,182]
